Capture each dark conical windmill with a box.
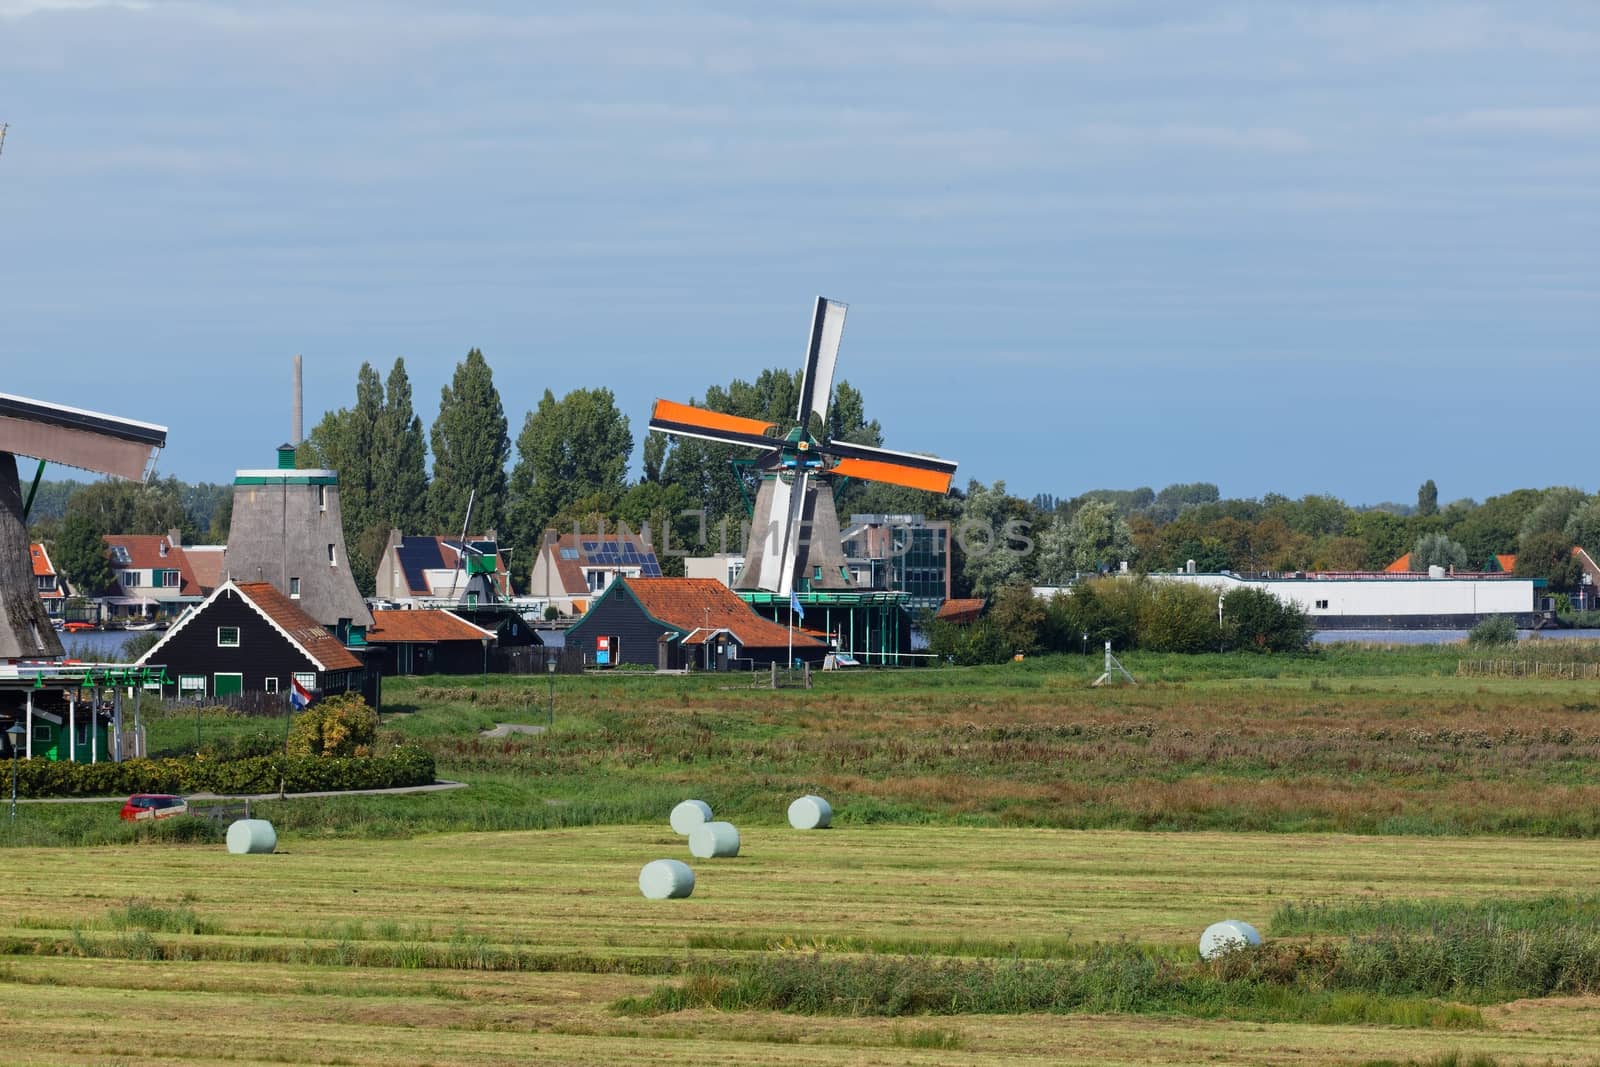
[649,297,958,596]
[0,393,168,660]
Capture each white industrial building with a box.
[1151,569,1542,630]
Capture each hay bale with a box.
[787,794,832,830]
[226,819,277,855]
[688,821,740,858]
[1198,919,1261,960]
[639,859,695,899]
[670,799,713,836]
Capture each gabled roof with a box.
[935,598,986,624]
[135,579,363,672]
[393,534,512,597]
[616,578,822,650]
[541,532,662,595]
[1384,553,1412,573]
[102,534,203,595]
[183,545,226,593]
[367,609,496,644]
[29,542,55,578]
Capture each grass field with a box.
[8,645,1600,1064]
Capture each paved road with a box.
[18,780,469,805]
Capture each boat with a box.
[123,620,166,632]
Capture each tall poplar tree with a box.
[507,387,633,546]
[428,348,510,535]
[373,358,429,533]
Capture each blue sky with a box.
[3,1,1596,508]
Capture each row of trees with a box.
[927,579,1312,664]
[21,346,1600,604]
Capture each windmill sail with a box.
[646,297,956,595]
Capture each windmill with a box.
[649,297,958,597]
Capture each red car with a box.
[120,794,189,822]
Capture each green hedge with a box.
[14,747,435,799]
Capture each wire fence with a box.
[1457,659,1600,680]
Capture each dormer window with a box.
[110,545,131,564]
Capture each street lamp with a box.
[481,636,491,680]
[546,659,556,729]
[7,721,26,823]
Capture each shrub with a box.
[1222,586,1312,653]
[15,747,435,798]
[287,692,378,757]
[1139,582,1224,653]
[1467,616,1517,647]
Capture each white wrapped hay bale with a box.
[1198,919,1261,960]
[688,821,740,858]
[226,819,277,855]
[639,859,695,899]
[787,794,832,830]
[670,799,713,836]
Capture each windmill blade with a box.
[823,440,958,494]
[0,392,167,482]
[795,297,847,428]
[754,473,794,592]
[649,398,779,450]
[775,470,809,596]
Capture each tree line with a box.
[20,348,1600,605]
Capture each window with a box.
[289,577,301,599]
[560,547,579,560]
[36,575,56,591]
[33,724,51,743]
[217,626,240,647]
[318,485,328,512]
[179,674,205,694]
[328,544,337,566]
[121,571,141,588]
[586,570,605,592]
[1315,599,1329,610]
[161,569,181,588]
[293,672,316,692]
[110,544,131,564]
[264,677,279,693]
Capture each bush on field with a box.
[287,692,378,757]
[1222,586,1312,653]
[926,619,1012,665]
[1468,615,1518,647]
[15,747,434,799]
[1139,581,1225,653]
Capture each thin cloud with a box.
[0,0,148,15]
[1448,108,1600,135]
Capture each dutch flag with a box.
[290,677,313,711]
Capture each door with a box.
[213,673,243,697]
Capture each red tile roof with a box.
[234,581,364,671]
[29,542,55,578]
[542,532,657,596]
[624,578,823,650]
[102,534,203,595]
[1384,553,1412,573]
[935,598,986,624]
[184,546,226,593]
[367,609,495,644]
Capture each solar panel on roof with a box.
[641,563,663,576]
[397,538,445,593]
[581,541,599,552]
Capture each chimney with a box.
[292,354,303,445]
[167,528,181,548]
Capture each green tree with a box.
[988,583,1045,653]
[507,387,633,547]
[1036,499,1135,584]
[956,480,1039,596]
[1520,487,1588,542]
[1417,479,1438,517]
[1222,586,1310,652]
[1410,532,1468,572]
[428,349,510,535]
[1516,529,1585,593]
[1450,489,1543,565]
[373,358,430,534]
[54,512,113,595]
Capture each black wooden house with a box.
[136,580,366,701]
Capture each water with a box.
[59,629,144,661]
[1313,629,1600,646]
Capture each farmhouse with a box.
[372,530,513,606]
[567,577,825,670]
[365,608,498,676]
[135,579,365,700]
[527,531,662,616]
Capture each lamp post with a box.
[481,637,490,680]
[7,721,26,823]
[546,659,556,729]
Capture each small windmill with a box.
[649,297,958,596]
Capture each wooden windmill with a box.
[0,393,168,659]
[649,297,958,596]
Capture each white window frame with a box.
[289,576,301,599]
[161,569,181,588]
[318,484,328,512]
[217,626,241,647]
[121,571,141,588]
[179,674,206,694]
[293,672,317,692]
[264,677,279,694]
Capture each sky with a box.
[2,1,1597,509]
